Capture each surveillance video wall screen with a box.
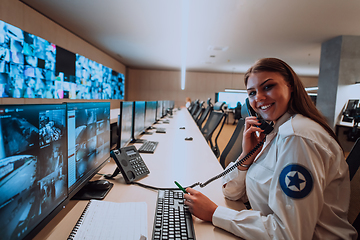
[0,19,124,100]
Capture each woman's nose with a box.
[255,91,266,102]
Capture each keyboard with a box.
[152,190,196,240]
[138,140,159,153]
[156,128,166,133]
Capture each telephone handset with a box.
[107,145,150,184]
[245,98,274,135]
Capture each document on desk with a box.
[68,200,147,240]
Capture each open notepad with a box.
[68,200,147,240]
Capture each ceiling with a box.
[21,0,360,76]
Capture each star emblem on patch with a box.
[279,164,313,199]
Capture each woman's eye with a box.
[264,84,274,91]
[248,91,256,97]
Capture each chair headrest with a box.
[241,102,249,118]
[207,98,212,106]
[213,101,225,111]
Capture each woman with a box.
[184,58,357,239]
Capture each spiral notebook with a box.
[68,200,147,240]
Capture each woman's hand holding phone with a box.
[237,116,265,170]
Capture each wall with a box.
[127,68,318,107]
[1,0,126,109]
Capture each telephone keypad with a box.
[129,157,149,176]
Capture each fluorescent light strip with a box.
[181,0,189,90]
[305,87,318,91]
[224,89,247,93]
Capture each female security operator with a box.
[184,58,357,239]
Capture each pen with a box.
[174,181,187,194]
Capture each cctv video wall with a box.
[0,20,124,100]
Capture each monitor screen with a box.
[67,102,110,197]
[161,100,167,117]
[156,101,163,120]
[0,19,125,100]
[145,101,157,128]
[218,92,248,109]
[119,101,133,148]
[133,101,146,139]
[0,104,67,240]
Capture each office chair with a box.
[346,137,360,181]
[346,137,360,235]
[196,98,213,129]
[187,101,195,112]
[200,101,227,158]
[193,101,204,121]
[233,102,242,125]
[190,99,200,117]
[219,118,245,169]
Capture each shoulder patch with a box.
[279,164,313,199]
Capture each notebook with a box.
[68,200,147,240]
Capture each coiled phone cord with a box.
[194,135,266,188]
[129,135,266,191]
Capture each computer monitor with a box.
[156,101,163,120]
[217,92,247,109]
[132,101,146,141]
[66,102,111,199]
[161,100,168,117]
[145,101,157,129]
[0,104,68,240]
[119,101,134,148]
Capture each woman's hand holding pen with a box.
[184,188,218,222]
[237,116,265,170]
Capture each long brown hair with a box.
[244,58,341,147]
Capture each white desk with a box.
[34,108,244,240]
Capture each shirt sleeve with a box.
[222,161,248,201]
[215,135,350,239]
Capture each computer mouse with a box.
[179,126,185,129]
[89,180,111,190]
[185,137,193,141]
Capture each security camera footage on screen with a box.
[0,19,124,100]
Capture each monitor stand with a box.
[130,138,146,143]
[71,180,114,200]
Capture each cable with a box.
[130,181,200,191]
[105,136,266,192]
[196,135,266,188]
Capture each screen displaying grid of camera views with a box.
[0,104,67,240]
[0,20,124,99]
[67,102,110,193]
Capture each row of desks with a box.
[34,108,244,239]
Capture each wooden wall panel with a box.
[128,68,318,108]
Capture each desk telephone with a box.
[106,99,273,189]
[107,145,150,183]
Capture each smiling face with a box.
[246,71,292,122]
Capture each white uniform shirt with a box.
[212,113,357,240]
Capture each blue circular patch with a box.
[279,164,313,199]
